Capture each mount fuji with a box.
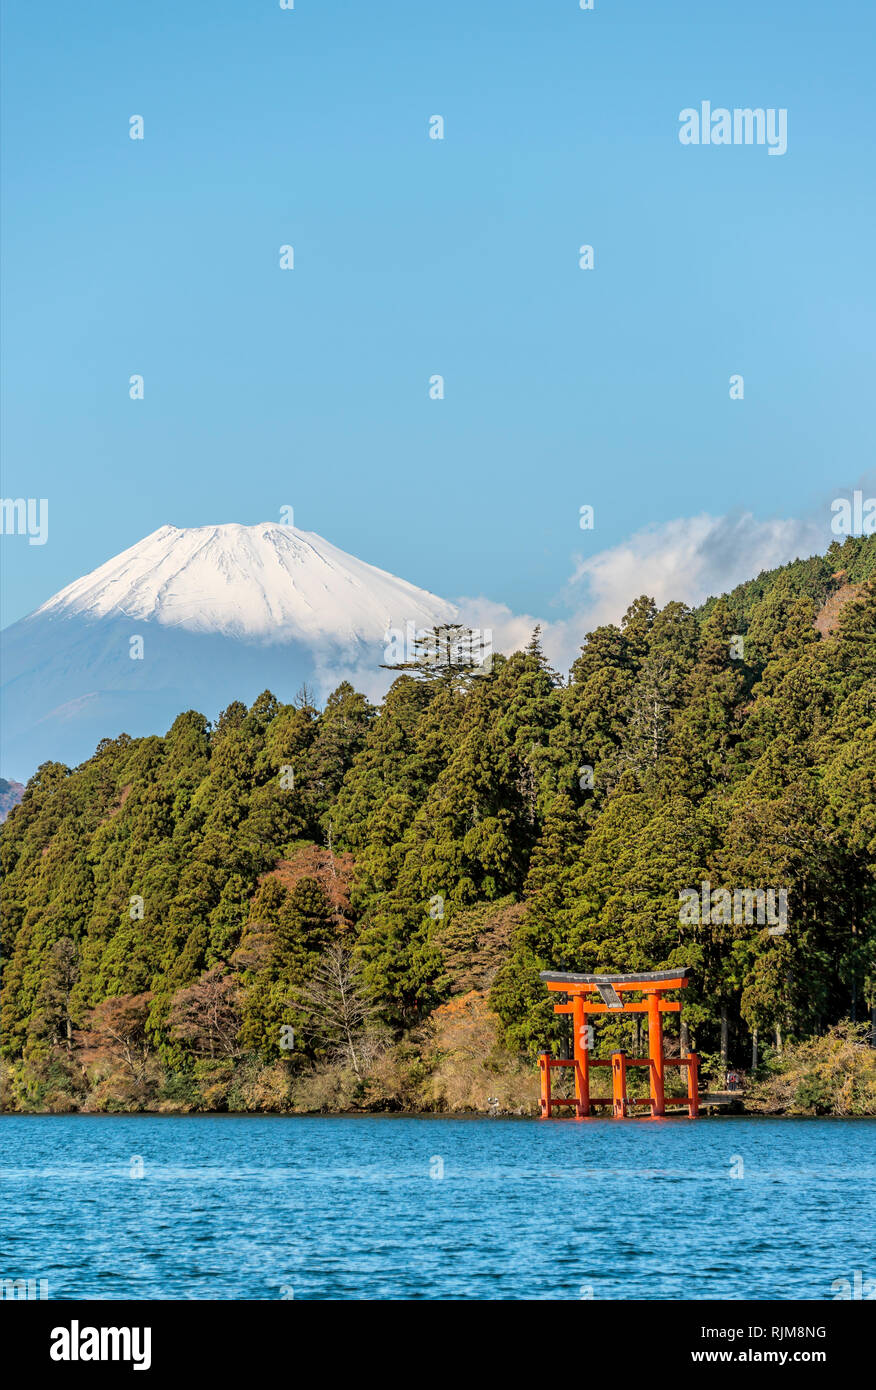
[0,523,459,780]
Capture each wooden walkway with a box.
[700,1090,745,1109]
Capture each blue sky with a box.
[2,0,874,632]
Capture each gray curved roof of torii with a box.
[539,968,690,985]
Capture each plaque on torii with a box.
[537,969,699,1119]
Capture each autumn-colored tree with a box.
[168,967,242,1059]
[78,992,154,1083]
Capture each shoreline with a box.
[4,1104,873,1121]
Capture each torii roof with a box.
[539,969,690,985]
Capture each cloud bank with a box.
[458,509,828,675]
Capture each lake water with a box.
[1,1114,873,1300]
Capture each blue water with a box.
[1,1114,874,1300]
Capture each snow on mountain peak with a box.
[36,523,458,643]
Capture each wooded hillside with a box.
[1,534,873,1112]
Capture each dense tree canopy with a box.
[2,537,874,1108]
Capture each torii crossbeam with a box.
[537,969,699,1119]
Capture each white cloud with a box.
[457,509,827,676]
[566,511,824,624]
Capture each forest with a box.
[1,533,874,1115]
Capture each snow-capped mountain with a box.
[37,523,456,641]
[1,524,459,779]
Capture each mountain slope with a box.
[0,523,458,778]
[36,523,456,641]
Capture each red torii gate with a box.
[537,969,699,1119]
